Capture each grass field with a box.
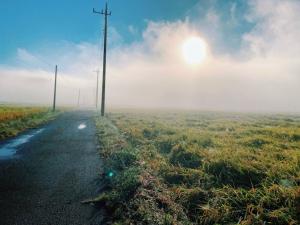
[0,106,57,140]
[95,111,300,225]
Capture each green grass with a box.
[0,106,59,140]
[95,111,300,225]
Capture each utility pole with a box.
[53,65,58,112]
[77,89,81,108]
[94,70,100,109]
[93,1,111,117]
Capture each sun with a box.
[182,37,207,65]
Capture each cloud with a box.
[128,25,138,36]
[243,0,300,58]
[17,48,39,63]
[0,0,299,112]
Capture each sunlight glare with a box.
[182,37,207,65]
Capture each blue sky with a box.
[0,0,197,61]
[0,0,253,63]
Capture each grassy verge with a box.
[0,106,59,140]
[95,112,300,225]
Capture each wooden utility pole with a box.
[93,2,111,116]
[53,65,58,112]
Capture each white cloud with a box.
[128,25,138,36]
[0,0,299,112]
[243,0,300,58]
[17,48,38,63]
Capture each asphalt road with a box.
[0,111,104,225]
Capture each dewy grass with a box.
[0,106,59,140]
[95,111,300,225]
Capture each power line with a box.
[93,1,111,117]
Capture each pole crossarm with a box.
[93,2,111,16]
[93,8,111,16]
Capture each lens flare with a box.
[108,171,114,177]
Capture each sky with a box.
[0,0,300,112]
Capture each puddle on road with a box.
[78,123,87,130]
[0,129,45,159]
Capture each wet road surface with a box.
[0,111,104,225]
